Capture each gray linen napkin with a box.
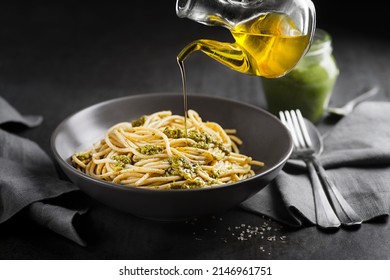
[0,96,88,246]
[241,101,390,226]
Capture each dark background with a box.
[1,1,390,260]
[0,0,388,146]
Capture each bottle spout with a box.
[177,39,255,75]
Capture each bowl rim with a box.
[51,92,293,193]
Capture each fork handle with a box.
[307,161,341,229]
[312,159,363,226]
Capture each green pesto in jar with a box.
[262,29,339,123]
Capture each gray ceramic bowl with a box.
[51,93,292,220]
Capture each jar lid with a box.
[306,28,333,57]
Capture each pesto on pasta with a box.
[72,110,264,189]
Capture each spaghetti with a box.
[72,110,264,189]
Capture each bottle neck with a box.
[305,28,333,58]
[306,41,332,58]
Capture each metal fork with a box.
[281,110,363,227]
[279,110,341,229]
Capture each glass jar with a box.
[261,28,339,123]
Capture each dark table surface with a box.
[1,2,390,260]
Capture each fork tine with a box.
[278,111,287,124]
[296,110,313,147]
[279,111,299,147]
[289,110,306,148]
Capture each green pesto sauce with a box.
[262,57,338,123]
[165,156,206,187]
[165,157,197,179]
[131,115,146,127]
[189,141,209,150]
[163,127,186,139]
[210,169,221,179]
[163,127,214,143]
[137,145,163,155]
[163,127,229,155]
[75,152,91,161]
[112,155,133,169]
[214,142,230,156]
[262,30,339,123]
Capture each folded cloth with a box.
[0,96,43,128]
[241,101,390,227]
[0,96,88,246]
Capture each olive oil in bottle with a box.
[177,12,310,78]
